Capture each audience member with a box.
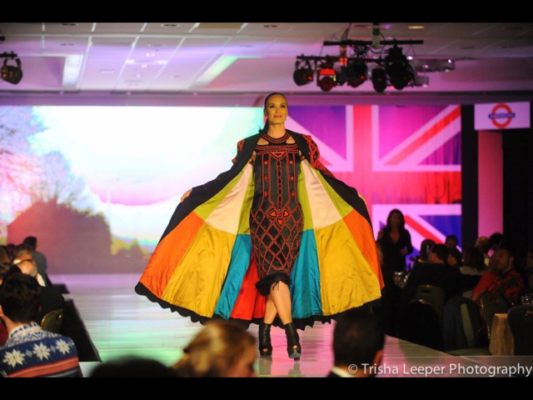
[474,242,526,307]
[445,235,459,250]
[22,236,52,286]
[327,308,384,378]
[91,356,177,377]
[13,244,47,287]
[173,319,256,377]
[475,236,491,267]
[0,273,82,377]
[400,244,462,309]
[16,260,65,325]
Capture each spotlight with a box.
[1,57,23,85]
[293,66,314,86]
[318,61,337,92]
[346,59,368,88]
[371,67,387,93]
[384,45,414,90]
[334,59,368,88]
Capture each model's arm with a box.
[304,135,335,178]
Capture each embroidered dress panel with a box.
[250,131,304,295]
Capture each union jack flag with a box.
[284,104,462,258]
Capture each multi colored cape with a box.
[135,129,384,331]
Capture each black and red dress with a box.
[250,130,304,296]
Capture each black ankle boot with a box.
[258,321,273,357]
[283,321,301,361]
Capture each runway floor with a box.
[50,274,533,378]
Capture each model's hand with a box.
[299,150,305,160]
[180,188,192,203]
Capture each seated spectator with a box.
[22,236,52,287]
[173,319,256,377]
[445,235,459,251]
[471,252,499,302]
[461,247,487,276]
[489,233,504,253]
[410,239,436,270]
[475,242,526,307]
[0,273,82,377]
[475,236,491,267]
[327,308,384,378]
[91,357,177,377]
[16,260,64,325]
[13,244,46,287]
[460,247,486,298]
[400,244,462,310]
[447,247,463,268]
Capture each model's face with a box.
[264,95,288,127]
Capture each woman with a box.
[135,92,384,361]
[173,319,257,378]
[447,247,463,268]
[377,209,413,274]
[376,209,413,336]
[459,247,486,298]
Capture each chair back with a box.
[399,299,444,351]
[414,285,446,318]
[479,292,509,340]
[41,309,64,334]
[508,305,533,355]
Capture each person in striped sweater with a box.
[0,273,82,378]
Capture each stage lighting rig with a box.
[0,51,23,85]
[294,23,437,93]
[385,44,415,90]
[293,59,314,86]
[317,60,337,92]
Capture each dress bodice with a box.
[249,131,302,165]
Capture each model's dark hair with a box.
[259,92,288,134]
[0,273,41,323]
[384,208,406,234]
